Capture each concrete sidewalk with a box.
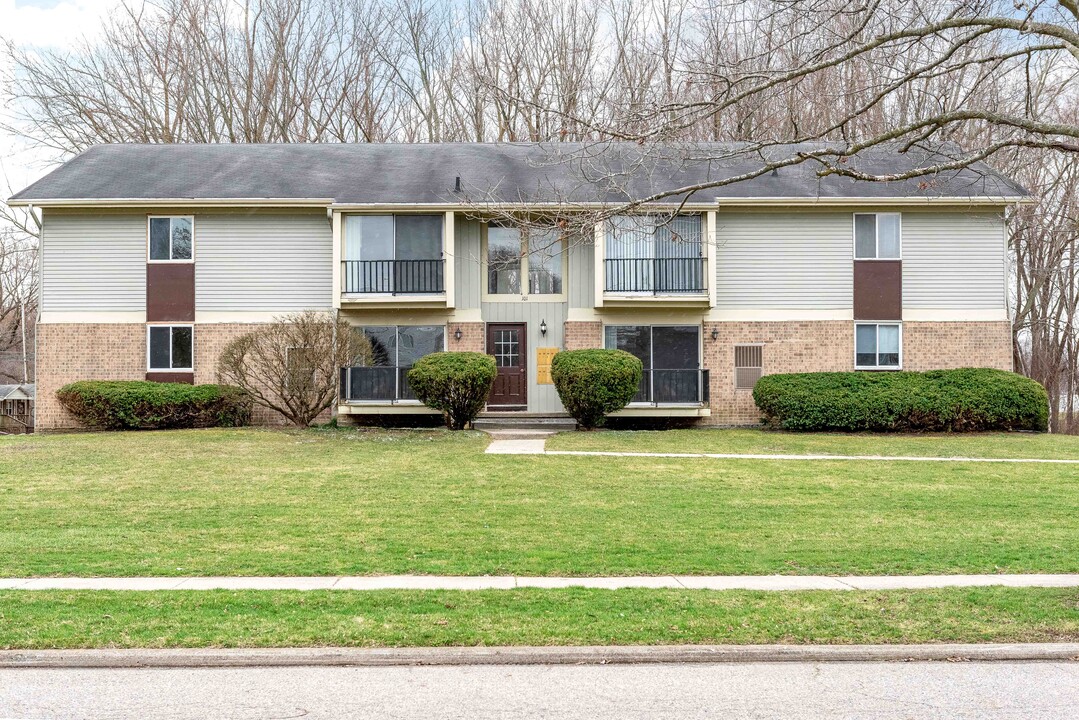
[4,643,1079,669]
[4,573,1079,591]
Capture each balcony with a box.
[342,259,444,295]
[339,365,418,403]
[603,258,709,304]
[631,369,710,405]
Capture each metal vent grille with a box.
[734,345,763,389]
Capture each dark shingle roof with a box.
[8,142,1028,204]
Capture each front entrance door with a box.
[487,323,527,409]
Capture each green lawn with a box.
[2,427,1078,577]
[547,428,1079,458]
[1,587,1077,648]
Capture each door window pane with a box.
[171,218,193,260]
[652,326,698,369]
[527,229,562,295]
[877,215,901,258]
[855,324,878,366]
[854,214,877,258]
[149,218,171,260]
[398,326,444,367]
[171,326,193,369]
[488,227,522,294]
[360,326,397,366]
[344,215,394,261]
[878,324,900,366]
[149,326,171,369]
[395,216,442,260]
[493,329,520,367]
[604,325,651,366]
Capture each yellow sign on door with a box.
[536,347,558,384]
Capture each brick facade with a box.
[35,323,146,430]
[194,323,289,426]
[448,322,485,353]
[902,321,1012,372]
[702,320,1013,426]
[563,321,603,350]
[703,321,855,425]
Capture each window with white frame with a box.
[147,325,193,371]
[149,217,194,261]
[853,213,901,259]
[855,323,901,369]
[485,225,564,296]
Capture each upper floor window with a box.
[343,215,443,294]
[485,225,564,297]
[855,322,901,369]
[854,213,901,259]
[605,214,704,294]
[147,324,193,371]
[149,217,193,261]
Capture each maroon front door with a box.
[487,323,527,409]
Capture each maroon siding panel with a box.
[853,261,902,321]
[145,371,194,384]
[147,263,195,322]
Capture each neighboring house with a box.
[7,143,1026,431]
[0,384,34,433]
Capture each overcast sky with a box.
[1,0,114,200]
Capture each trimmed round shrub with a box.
[407,352,497,430]
[551,349,642,429]
[752,368,1048,432]
[56,380,252,430]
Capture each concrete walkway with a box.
[484,434,1079,463]
[4,574,1079,591]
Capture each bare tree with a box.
[216,311,365,427]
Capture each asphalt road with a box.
[2,661,1078,719]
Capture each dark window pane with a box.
[488,227,521,294]
[149,218,171,260]
[171,326,192,369]
[171,218,192,260]
[148,326,171,369]
[361,326,397,367]
[604,325,651,367]
[854,214,877,258]
[652,326,699,369]
[856,353,877,367]
[395,215,442,260]
[398,326,444,366]
[878,353,900,366]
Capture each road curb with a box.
[3,644,1079,669]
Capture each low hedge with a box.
[407,352,497,430]
[752,368,1049,432]
[56,381,252,430]
[551,349,642,429]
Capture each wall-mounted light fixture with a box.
[710,327,719,342]
[540,319,548,337]
[454,326,463,342]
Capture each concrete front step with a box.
[474,414,576,432]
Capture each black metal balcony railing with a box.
[339,366,418,403]
[605,257,706,294]
[342,259,445,295]
[632,369,710,405]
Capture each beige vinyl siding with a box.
[40,211,146,312]
[568,237,594,308]
[454,216,482,310]
[902,211,1006,309]
[714,211,852,308]
[481,301,566,413]
[196,210,332,311]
